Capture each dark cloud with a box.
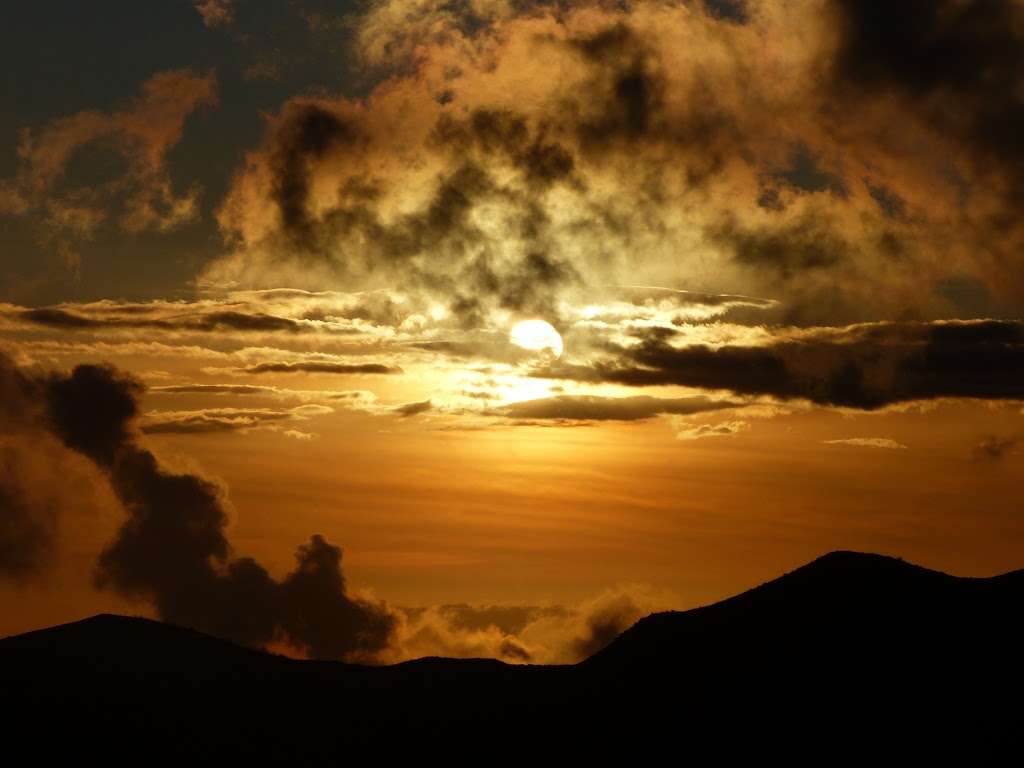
[394,399,432,417]
[864,179,906,219]
[496,394,737,422]
[714,214,851,279]
[433,109,575,189]
[831,0,1024,193]
[540,320,1024,410]
[570,22,666,146]
[18,307,305,334]
[702,0,748,24]
[45,364,142,467]
[764,143,848,199]
[151,384,281,396]
[241,361,402,375]
[269,101,363,247]
[0,352,395,659]
[614,285,776,311]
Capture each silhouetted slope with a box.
[2,552,1022,761]
[588,551,1023,670]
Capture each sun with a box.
[509,319,563,357]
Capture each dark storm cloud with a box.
[240,361,402,375]
[830,0,1024,191]
[540,320,1024,410]
[0,352,395,658]
[495,394,738,422]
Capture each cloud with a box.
[149,383,374,404]
[381,584,673,665]
[194,0,233,29]
[823,437,908,450]
[193,0,1024,330]
[540,320,1024,410]
[16,306,307,334]
[0,69,217,238]
[830,0,1024,197]
[394,399,432,417]
[495,394,738,422]
[151,384,285,396]
[239,361,403,375]
[673,419,750,441]
[140,404,333,435]
[0,352,395,659]
[972,435,1020,462]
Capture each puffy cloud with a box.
[0,352,395,660]
[197,0,1024,328]
[382,584,673,664]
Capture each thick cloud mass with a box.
[543,320,1024,409]
[0,352,395,659]
[197,0,1024,326]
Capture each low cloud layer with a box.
[384,584,672,665]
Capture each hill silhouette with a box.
[3,551,1021,761]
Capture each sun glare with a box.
[509,319,564,357]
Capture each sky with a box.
[1,0,1023,663]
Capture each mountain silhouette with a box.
[3,552,1021,761]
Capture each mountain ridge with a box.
[3,550,1021,760]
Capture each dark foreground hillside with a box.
[3,552,1022,761]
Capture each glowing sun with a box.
[510,319,563,357]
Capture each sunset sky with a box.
[2,0,1022,663]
